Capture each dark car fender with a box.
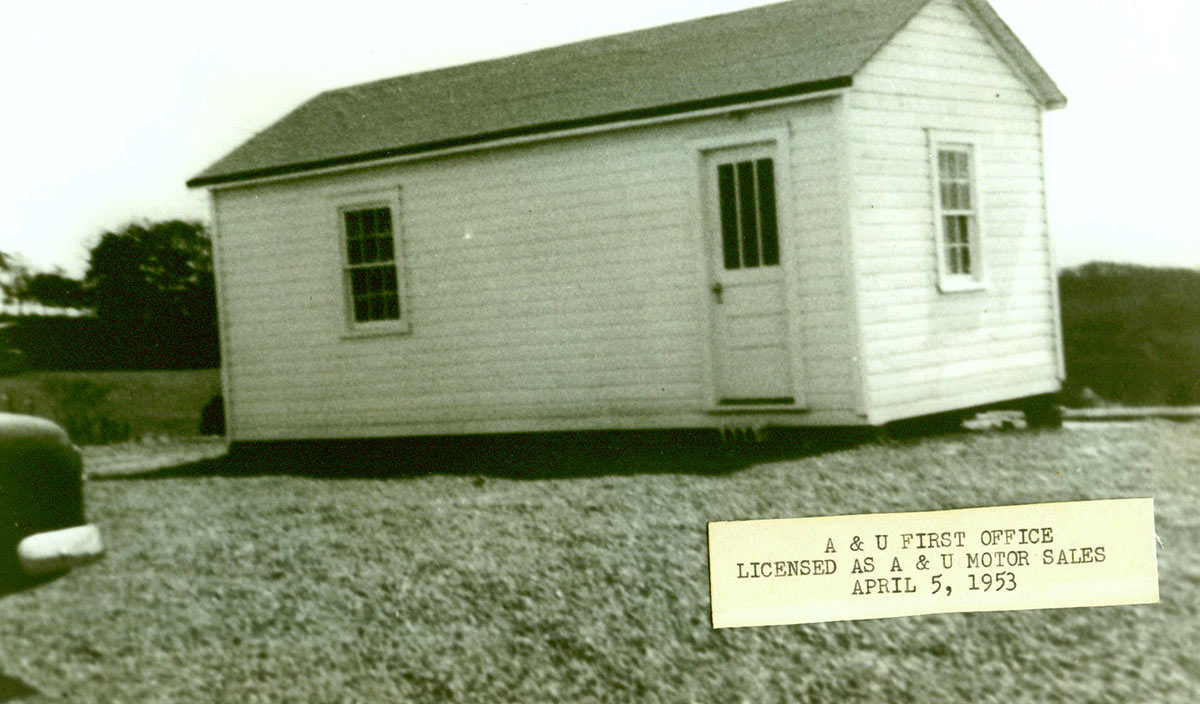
[0,413,92,593]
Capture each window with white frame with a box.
[338,192,408,331]
[930,135,985,290]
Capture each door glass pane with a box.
[756,159,779,266]
[717,164,740,269]
[736,161,759,268]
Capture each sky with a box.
[1,0,1197,276]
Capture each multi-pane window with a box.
[343,206,401,323]
[936,146,974,280]
[716,158,780,270]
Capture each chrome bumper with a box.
[17,524,105,575]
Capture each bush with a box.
[0,348,26,376]
[199,394,225,436]
[0,316,217,371]
[1059,262,1200,406]
[38,378,130,445]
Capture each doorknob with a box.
[710,282,724,304]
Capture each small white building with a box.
[189,0,1067,442]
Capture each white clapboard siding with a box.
[847,0,1060,423]
[858,247,1051,276]
[786,97,861,407]
[867,320,1051,358]
[214,99,859,440]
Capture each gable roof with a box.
[188,0,1064,188]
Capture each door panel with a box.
[705,144,794,405]
[724,314,787,348]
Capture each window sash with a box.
[934,145,980,281]
[342,205,403,324]
[347,263,400,323]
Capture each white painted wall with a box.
[847,0,1061,423]
[212,99,860,440]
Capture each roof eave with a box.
[186,75,853,189]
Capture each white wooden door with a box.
[705,145,794,405]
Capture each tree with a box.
[19,270,89,310]
[0,251,9,308]
[0,253,34,314]
[83,220,218,368]
[0,250,8,311]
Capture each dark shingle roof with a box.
[188,0,1063,188]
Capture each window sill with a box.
[341,323,411,340]
[937,278,989,294]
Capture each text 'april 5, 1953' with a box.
[707,498,1158,628]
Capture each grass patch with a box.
[0,423,1197,702]
[0,370,220,441]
